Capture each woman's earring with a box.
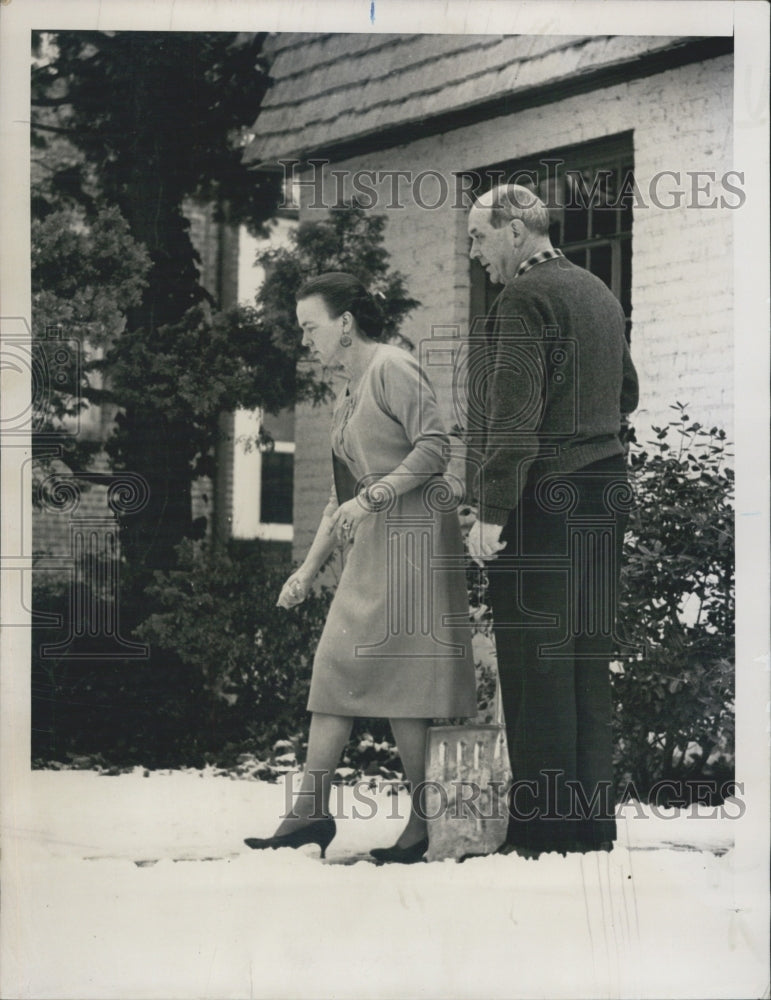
[339,332,352,348]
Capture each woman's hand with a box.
[326,496,373,546]
[276,569,312,609]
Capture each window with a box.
[259,450,294,525]
[468,133,634,341]
[231,407,294,541]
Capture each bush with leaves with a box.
[31,540,331,768]
[135,539,334,754]
[612,404,734,801]
[464,559,499,725]
[31,572,233,769]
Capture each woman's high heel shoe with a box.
[244,817,336,859]
[369,836,429,865]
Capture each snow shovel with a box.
[424,635,511,861]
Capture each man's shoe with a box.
[574,839,613,854]
[456,841,540,863]
[369,837,429,865]
[503,843,541,859]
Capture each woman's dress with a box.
[307,344,477,719]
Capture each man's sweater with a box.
[473,255,639,524]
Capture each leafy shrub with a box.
[31,572,233,768]
[465,559,499,725]
[134,538,333,756]
[31,539,332,768]
[612,405,734,800]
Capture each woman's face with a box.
[296,294,347,368]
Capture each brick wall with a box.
[293,54,734,560]
[292,397,336,563]
[32,451,116,560]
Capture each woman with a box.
[245,272,476,863]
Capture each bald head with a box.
[467,184,553,284]
[476,184,551,235]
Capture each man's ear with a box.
[509,218,525,241]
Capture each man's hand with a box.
[467,520,507,565]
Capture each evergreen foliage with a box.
[31,30,285,570]
[612,406,735,798]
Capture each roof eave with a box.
[245,34,733,172]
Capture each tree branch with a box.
[30,96,71,108]
[29,121,102,138]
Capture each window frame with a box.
[231,407,295,543]
[467,131,634,341]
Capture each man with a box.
[465,184,639,856]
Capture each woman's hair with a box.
[296,271,384,341]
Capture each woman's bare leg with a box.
[274,712,353,835]
[389,717,430,847]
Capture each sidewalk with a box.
[1,768,763,1000]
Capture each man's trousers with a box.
[486,454,631,852]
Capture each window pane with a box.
[591,169,618,237]
[262,407,295,443]
[592,207,617,237]
[260,452,294,524]
[565,248,588,270]
[620,238,632,318]
[563,200,589,243]
[589,244,613,290]
[539,176,564,245]
[619,163,635,233]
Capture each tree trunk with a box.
[117,411,194,573]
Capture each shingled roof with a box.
[243,33,731,166]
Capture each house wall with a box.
[32,451,117,561]
[292,53,734,563]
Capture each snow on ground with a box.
[1,768,767,999]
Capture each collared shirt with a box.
[515,247,565,278]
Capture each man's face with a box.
[467,204,515,285]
